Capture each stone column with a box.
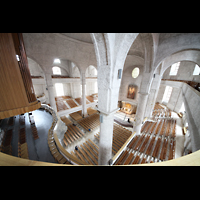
[44,73,57,112]
[81,72,87,117]
[133,92,149,135]
[145,74,162,118]
[182,92,200,152]
[98,111,115,165]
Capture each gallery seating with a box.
[69,112,83,121]
[74,97,82,105]
[66,99,78,108]
[56,100,68,112]
[86,95,94,103]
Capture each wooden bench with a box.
[69,112,82,121]
[123,152,135,165]
[18,142,29,159]
[31,124,39,140]
[66,99,78,108]
[78,113,100,131]
[60,116,73,126]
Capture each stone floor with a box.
[0,109,56,163]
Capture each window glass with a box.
[193,64,200,75]
[162,86,173,104]
[169,62,180,76]
[52,66,61,75]
[55,83,64,96]
[132,67,139,78]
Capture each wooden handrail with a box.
[110,132,136,165]
[53,133,88,165]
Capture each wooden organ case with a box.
[0,33,41,119]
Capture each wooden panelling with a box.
[0,33,28,110]
[0,33,39,119]
[0,101,41,119]
[13,33,37,103]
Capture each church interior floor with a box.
[0,109,56,163]
[0,107,185,165]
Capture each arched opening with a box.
[85,65,98,96]
[156,60,200,156]
[85,65,97,77]
[71,62,81,78]
[52,66,61,75]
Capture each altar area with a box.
[114,101,137,128]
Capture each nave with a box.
[55,103,185,165]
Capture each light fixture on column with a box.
[100,115,103,123]
[118,69,122,79]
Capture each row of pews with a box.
[28,113,39,140]
[114,108,177,165]
[0,113,39,160]
[55,95,97,112]
[94,123,132,155]
[67,122,132,165]
[152,109,171,118]
[56,100,69,112]
[152,103,171,118]
[71,139,99,165]
[1,129,13,155]
[78,113,100,131]
[141,119,176,138]
[66,99,78,108]
[115,132,176,165]
[63,124,85,146]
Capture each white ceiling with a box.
[60,33,93,44]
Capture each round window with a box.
[132,67,139,78]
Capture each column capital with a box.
[98,107,119,116]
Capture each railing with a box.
[43,104,88,165]
[110,132,136,165]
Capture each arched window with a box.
[193,64,200,75]
[169,62,180,76]
[132,67,139,78]
[52,66,61,75]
